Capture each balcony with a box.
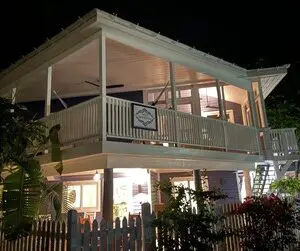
[41,96,298,163]
[262,128,299,161]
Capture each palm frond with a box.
[2,159,42,240]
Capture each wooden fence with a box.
[1,202,300,251]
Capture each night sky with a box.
[0,2,299,101]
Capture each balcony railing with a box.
[262,128,299,160]
[42,96,269,156]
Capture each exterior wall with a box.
[207,171,240,203]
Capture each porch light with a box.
[93,171,100,181]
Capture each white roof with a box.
[0,9,289,100]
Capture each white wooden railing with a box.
[42,96,263,154]
[262,128,299,160]
[42,97,101,145]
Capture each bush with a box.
[154,181,227,250]
[233,194,297,251]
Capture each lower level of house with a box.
[41,167,258,223]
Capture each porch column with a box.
[169,62,177,111]
[102,168,113,222]
[193,170,201,191]
[169,62,180,146]
[11,87,17,104]
[257,79,268,127]
[99,31,107,142]
[221,83,227,120]
[243,169,252,197]
[99,32,113,221]
[248,89,259,128]
[216,80,225,120]
[44,66,52,116]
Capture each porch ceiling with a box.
[15,39,214,102]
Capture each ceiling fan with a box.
[84,80,124,89]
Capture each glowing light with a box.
[93,171,100,181]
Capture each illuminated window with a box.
[66,182,99,211]
[180,89,191,98]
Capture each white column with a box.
[191,85,201,115]
[169,62,177,111]
[221,83,227,120]
[44,66,52,116]
[248,89,259,128]
[257,79,268,127]
[11,88,17,104]
[99,32,113,222]
[216,80,225,120]
[99,32,107,142]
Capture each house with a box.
[0,9,298,222]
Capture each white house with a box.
[0,9,298,222]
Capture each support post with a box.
[169,62,180,146]
[216,80,225,120]
[221,83,227,120]
[248,89,259,128]
[257,79,268,127]
[11,87,17,104]
[169,62,177,111]
[102,168,113,222]
[193,170,201,191]
[99,31,107,143]
[243,170,252,197]
[44,66,52,116]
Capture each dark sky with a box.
[0,2,299,99]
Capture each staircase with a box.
[252,164,276,196]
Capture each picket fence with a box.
[1,202,300,251]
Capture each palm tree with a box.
[0,97,67,240]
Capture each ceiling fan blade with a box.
[84,81,100,87]
[107,84,124,89]
[84,81,124,89]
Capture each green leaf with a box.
[2,159,42,240]
[48,124,63,175]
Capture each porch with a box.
[40,95,298,162]
[42,96,260,156]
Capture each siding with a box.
[207,171,240,204]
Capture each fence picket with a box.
[136,216,142,251]
[114,218,121,251]
[129,217,135,251]
[91,220,98,251]
[50,221,56,251]
[107,221,113,251]
[55,222,61,251]
[122,217,129,251]
[83,221,90,251]
[61,222,66,251]
[100,220,106,251]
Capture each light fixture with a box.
[93,171,100,181]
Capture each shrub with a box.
[233,194,297,251]
[154,181,227,250]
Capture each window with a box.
[180,89,191,98]
[66,182,99,212]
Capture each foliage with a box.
[233,194,297,251]
[270,177,300,196]
[0,97,46,170]
[266,94,300,141]
[154,180,227,250]
[0,97,66,240]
